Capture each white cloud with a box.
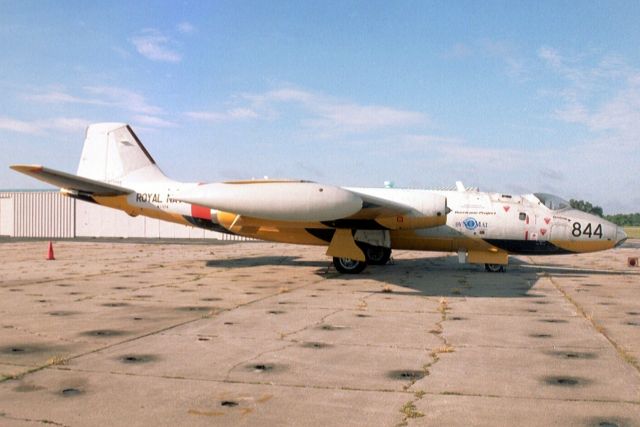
[24,86,172,131]
[26,90,104,106]
[445,39,529,80]
[188,87,428,134]
[540,48,640,147]
[132,114,177,128]
[312,103,424,131]
[177,22,195,34]
[536,48,640,211]
[0,116,88,135]
[538,46,563,70]
[444,42,471,59]
[45,117,89,133]
[83,86,164,115]
[130,29,181,63]
[28,86,164,116]
[185,108,259,122]
[242,87,429,134]
[0,117,40,134]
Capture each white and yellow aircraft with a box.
[11,123,627,273]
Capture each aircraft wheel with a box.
[333,257,367,274]
[363,245,391,265]
[485,263,506,273]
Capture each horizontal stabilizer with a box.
[10,165,132,196]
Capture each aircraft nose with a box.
[615,227,627,248]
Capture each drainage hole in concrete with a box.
[543,376,588,387]
[0,345,45,355]
[319,324,345,331]
[220,401,238,407]
[547,351,596,360]
[388,370,425,380]
[82,329,125,337]
[268,310,285,315]
[120,354,156,364]
[302,342,331,349]
[48,311,78,316]
[176,306,211,312]
[530,333,553,338]
[61,388,82,397]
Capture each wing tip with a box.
[10,164,43,173]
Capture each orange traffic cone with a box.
[46,241,55,261]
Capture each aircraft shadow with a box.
[204,254,636,298]
[206,257,327,268]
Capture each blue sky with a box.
[2,1,639,213]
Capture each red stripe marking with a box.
[191,204,211,220]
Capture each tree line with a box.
[569,199,640,226]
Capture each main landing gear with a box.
[484,263,506,273]
[362,245,392,266]
[332,245,392,274]
[332,257,367,274]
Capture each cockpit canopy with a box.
[533,193,571,211]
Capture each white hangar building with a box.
[0,190,237,240]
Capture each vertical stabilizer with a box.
[77,123,169,184]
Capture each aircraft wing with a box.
[344,190,415,220]
[10,165,133,196]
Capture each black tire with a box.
[362,245,392,265]
[484,263,506,273]
[333,257,367,274]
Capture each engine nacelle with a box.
[375,194,447,230]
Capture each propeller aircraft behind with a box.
[11,123,628,274]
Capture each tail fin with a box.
[77,123,169,184]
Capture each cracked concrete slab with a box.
[0,240,639,426]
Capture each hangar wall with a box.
[0,191,236,240]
